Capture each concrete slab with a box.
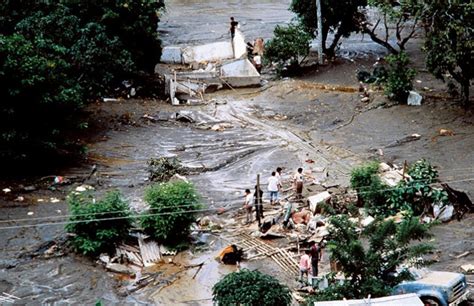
[161,46,182,64]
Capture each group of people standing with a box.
[243,167,282,224]
[242,166,306,223]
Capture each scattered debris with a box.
[452,251,470,259]
[439,128,455,136]
[385,134,421,148]
[106,263,136,275]
[219,244,243,264]
[442,183,474,220]
[407,91,422,106]
[148,157,186,182]
[433,204,454,222]
[460,264,474,274]
[75,185,94,192]
[23,185,36,192]
[138,234,161,267]
[307,192,331,214]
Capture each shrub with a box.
[383,51,416,102]
[66,190,131,256]
[213,269,292,306]
[350,162,388,215]
[140,181,201,243]
[265,22,312,75]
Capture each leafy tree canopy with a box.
[290,0,367,57]
[310,215,432,302]
[0,0,164,171]
[422,0,473,106]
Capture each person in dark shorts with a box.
[309,240,322,277]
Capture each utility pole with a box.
[256,174,261,227]
[316,0,323,64]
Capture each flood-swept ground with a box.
[0,0,473,304]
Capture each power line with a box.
[0,175,473,226]
[0,203,244,231]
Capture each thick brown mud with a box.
[0,0,473,304]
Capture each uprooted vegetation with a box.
[147,157,187,182]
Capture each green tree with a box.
[0,33,84,164]
[66,190,132,256]
[422,0,473,106]
[350,162,388,215]
[311,215,432,301]
[290,0,367,57]
[265,23,312,75]
[213,269,292,306]
[0,0,164,170]
[361,0,424,54]
[140,181,201,243]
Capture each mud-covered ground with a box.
[0,0,473,304]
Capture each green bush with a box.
[141,181,201,243]
[213,269,292,306]
[383,51,416,102]
[350,162,388,215]
[387,159,448,216]
[265,23,312,75]
[66,190,132,256]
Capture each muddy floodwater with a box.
[1,0,473,305]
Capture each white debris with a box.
[308,192,331,214]
[433,203,454,222]
[27,212,34,216]
[361,216,375,227]
[75,185,94,192]
[2,188,11,193]
[407,91,422,106]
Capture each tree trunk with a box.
[325,30,344,58]
[362,27,399,55]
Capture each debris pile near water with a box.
[147,157,187,182]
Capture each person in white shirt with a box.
[275,167,282,200]
[243,189,253,223]
[268,171,279,205]
[293,167,304,200]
